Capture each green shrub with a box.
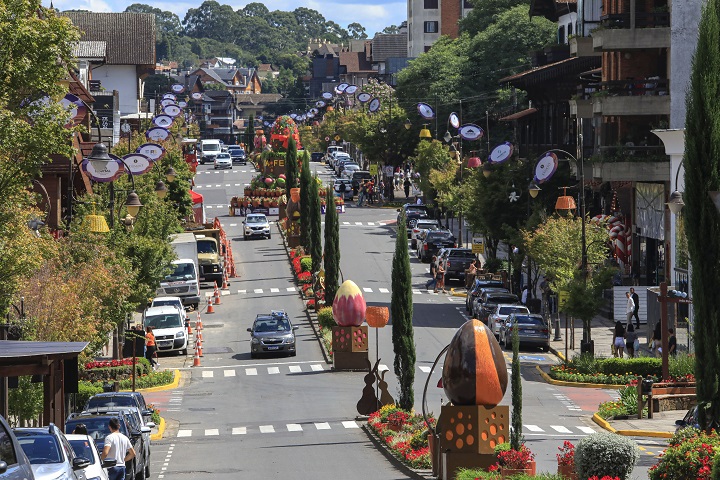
[650,428,720,480]
[300,256,312,272]
[118,370,174,389]
[456,471,563,480]
[409,428,429,450]
[669,353,695,379]
[570,352,599,374]
[80,359,150,382]
[598,357,661,377]
[575,432,639,480]
[483,257,503,273]
[316,307,336,329]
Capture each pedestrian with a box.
[378,179,385,203]
[624,324,638,358]
[521,285,529,306]
[435,262,446,294]
[394,168,401,190]
[404,178,411,199]
[427,256,438,291]
[357,182,366,207]
[613,321,626,358]
[145,326,158,369]
[668,328,677,356]
[625,291,635,329]
[630,287,640,328]
[72,424,88,435]
[465,260,477,289]
[367,180,375,204]
[101,417,136,480]
[652,321,662,357]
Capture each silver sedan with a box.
[500,313,550,352]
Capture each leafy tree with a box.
[348,22,368,39]
[183,0,238,41]
[299,151,312,247]
[381,25,400,34]
[323,187,340,305]
[683,0,720,431]
[240,2,270,18]
[286,136,299,195]
[293,7,327,39]
[309,175,322,273]
[391,211,416,410]
[562,266,616,346]
[409,139,454,199]
[459,0,530,35]
[8,377,43,427]
[125,3,182,59]
[510,322,522,451]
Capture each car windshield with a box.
[152,299,181,309]
[216,154,230,159]
[203,144,220,152]
[246,216,267,224]
[427,232,454,240]
[165,263,195,281]
[65,418,126,442]
[512,316,545,325]
[68,439,97,464]
[145,314,183,329]
[16,434,62,464]
[499,306,528,315]
[86,396,135,410]
[253,317,291,333]
[488,296,519,304]
[450,250,475,258]
[416,221,439,228]
[196,241,217,254]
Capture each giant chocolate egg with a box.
[332,280,366,326]
[442,320,507,406]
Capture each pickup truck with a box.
[187,227,225,284]
[441,248,477,281]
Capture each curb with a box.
[150,416,165,441]
[361,424,434,480]
[591,413,673,438]
[123,370,182,394]
[449,288,467,298]
[534,365,624,390]
[549,345,567,362]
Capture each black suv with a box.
[248,310,299,358]
[465,279,506,312]
[85,392,153,424]
[441,248,477,281]
[65,412,148,480]
[311,152,324,162]
[418,230,456,262]
[474,292,520,323]
[397,204,430,236]
[227,146,246,165]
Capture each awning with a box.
[190,189,203,205]
[499,108,538,122]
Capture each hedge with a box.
[597,357,661,377]
[80,358,151,382]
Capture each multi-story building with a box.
[407,0,473,57]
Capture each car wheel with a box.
[504,337,512,350]
[135,462,146,480]
[181,348,187,356]
[146,465,151,478]
[290,351,297,357]
[214,166,217,170]
[267,234,271,239]
[541,345,549,352]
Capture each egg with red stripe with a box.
[442,319,508,406]
[332,280,367,327]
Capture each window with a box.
[424,0,438,8]
[463,0,473,8]
[0,424,17,466]
[424,45,432,53]
[558,25,566,44]
[424,21,439,33]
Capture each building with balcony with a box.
[407,0,473,57]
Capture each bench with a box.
[638,382,696,419]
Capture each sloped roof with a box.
[339,52,374,74]
[498,56,600,87]
[64,12,155,66]
[212,68,238,82]
[499,108,538,122]
[372,33,408,62]
[72,41,106,59]
[258,64,275,72]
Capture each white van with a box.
[325,145,344,164]
[143,305,189,355]
[199,139,222,164]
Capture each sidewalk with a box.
[597,409,682,438]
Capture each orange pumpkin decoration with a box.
[290,188,300,203]
[366,306,389,328]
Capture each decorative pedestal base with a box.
[288,235,301,248]
[441,452,496,480]
[333,351,368,371]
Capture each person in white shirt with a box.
[101,418,136,480]
[521,286,529,305]
[625,291,635,329]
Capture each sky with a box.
[44,0,406,37]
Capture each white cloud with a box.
[51,0,113,11]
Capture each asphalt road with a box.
[144,159,661,479]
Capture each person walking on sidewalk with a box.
[427,256,438,291]
[145,326,158,369]
[652,321,662,357]
[613,321,626,358]
[101,418,136,480]
[403,177,411,200]
[625,291,635,329]
[668,328,677,356]
[630,287,640,328]
[435,262,446,294]
[624,324,638,358]
[357,182,366,207]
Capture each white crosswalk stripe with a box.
[201,371,213,378]
[419,366,432,373]
[378,364,389,372]
[259,425,275,433]
[310,364,324,371]
[363,287,373,293]
[577,426,596,434]
[342,421,359,429]
[238,289,247,294]
[254,288,263,294]
[379,288,389,293]
[232,427,246,435]
[224,370,235,377]
[177,430,192,437]
[270,288,280,293]
[551,425,573,433]
[267,367,280,375]
[525,425,544,432]
[205,429,219,436]
[286,287,296,292]
[289,365,302,373]
[245,368,257,376]
[287,424,303,432]
[314,422,331,430]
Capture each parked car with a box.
[227,146,246,165]
[66,434,113,480]
[64,412,146,480]
[243,213,271,240]
[333,179,353,200]
[84,392,153,425]
[329,151,350,168]
[0,413,35,480]
[340,163,361,179]
[418,231,456,262]
[473,292,520,323]
[325,146,344,164]
[143,305,189,355]
[397,204,430,236]
[465,278,506,312]
[213,152,232,170]
[500,313,550,351]
[311,152,324,162]
[248,310,298,358]
[469,287,510,315]
[410,219,441,249]
[350,171,373,194]
[14,425,90,480]
[335,158,356,176]
[488,304,529,338]
[150,296,187,323]
[440,248,476,281]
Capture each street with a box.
[144,160,663,479]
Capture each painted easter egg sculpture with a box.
[442,319,508,406]
[332,280,367,327]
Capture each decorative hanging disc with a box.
[145,126,170,141]
[163,104,182,117]
[81,153,124,182]
[417,103,435,119]
[344,85,358,94]
[534,152,559,184]
[488,142,514,164]
[177,100,188,108]
[160,98,175,108]
[171,84,185,94]
[122,153,154,175]
[290,113,298,119]
[153,114,174,127]
[310,108,319,115]
[162,93,177,100]
[136,143,166,160]
[336,83,349,93]
[191,92,203,100]
[449,112,460,129]
[458,124,484,141]
[59,93,86,127]
[357,92,372,103]
[316,100,326,108]
[307,112,315,118]
[322,92,334,100]
[264,121,270,126]
[368,98,381,112]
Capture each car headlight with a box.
[175,331,185,338]
[251,337,260,344]
[284,336,295,344]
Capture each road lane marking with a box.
[342,421,359,429]
[205,429,219,436]
[201,371,213,378]
[270,288,280,293]
[289,365,302,373]
[177,430,192,437]
[254,288,263,294]
[419,366,431,373]
[577,426,596,434]
[287,287,296,292]
[355,222,362,225]
[363,287,373,293]
[315,422,331,430]
[525,425,544,432]
[378,364,389,372]
[412,289,422,294]
[267,367,280,374]
[343,222,350,225]
[551,425,572,433]
[232,427,246,435]
[287,424,303,432]
[224,370,235,377]
[238,290,247,294]
[245,368,258,376]
[259,425,275,433]
[379,288,389,293]
[310,364,324,371]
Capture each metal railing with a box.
[600,11,670,29]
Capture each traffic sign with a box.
[334,135,341,142]
[325,136,330,142]
[369,164,378,176]
[472,237,485,254]
[558,290,569,309]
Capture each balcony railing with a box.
[599,12,670,29]
[593,145,668,163]
[578,78,669,98]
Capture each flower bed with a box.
[80,357,151,382]
[550,353,695,385]
[649,428,720,480]
[367,405,434,469]
[75,369,176,407]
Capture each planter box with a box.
[332,325,368,352]
[558,464,578,480]
[332,351,368,371]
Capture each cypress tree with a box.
[309,175,322,273]
[299,151,312,247]
[684,0,720,430]
[392,211,416,410]
[323,186,340,305]
[286,136,298,198]
[510,322,523,450]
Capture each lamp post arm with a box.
[77,97,103,143]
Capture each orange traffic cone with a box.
[196,328,203,342]
[196,312,203,330]
[222,271,229,290]
[214,282,221,305]
[187,322,192,336]
[193,349,201,367]
[196,338,203,357]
